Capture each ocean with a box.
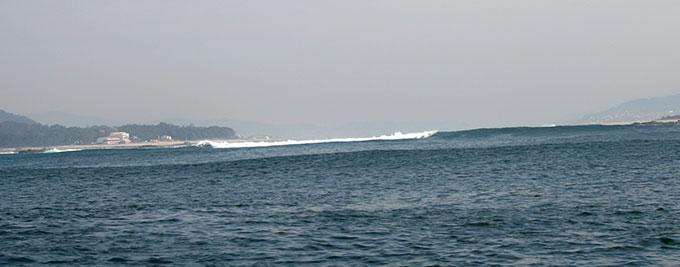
[1,125,680,265]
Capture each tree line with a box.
[0,121,237,148]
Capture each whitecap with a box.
[196,130,437,149]
[43,148,83,153]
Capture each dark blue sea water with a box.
[2,125,680,266]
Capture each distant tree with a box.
[117,123,236,141]
[0,121,237,148]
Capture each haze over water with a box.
[3,1,680,127]
[3,1,680,266]
[2,125,680,265]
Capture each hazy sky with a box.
[1,1,679,127]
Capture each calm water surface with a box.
[2,125,680,265]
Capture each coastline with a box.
[598,119,680,126]
[3,119,680,154]
[0,138,252,154]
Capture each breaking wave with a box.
[43,148,83,153]
[195,130,437,149]
[0,151,17,155]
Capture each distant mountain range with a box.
[575,94,680,124]
[0,109,36,124]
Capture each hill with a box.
[0,109,36,124]
[0,122,237,148]
[577,94,680,124]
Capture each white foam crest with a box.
[43,148,83,153]
[196,130,438,149]
[0,151,17,155]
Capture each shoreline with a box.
[3,119,680,154]
[0,138,255,154]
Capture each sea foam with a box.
[43,148,83,153]
[195,130,437,149]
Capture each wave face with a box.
[433,124,622,139]
[430,124,680,146]
[196,124,674,151]
[195,130,437,149]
